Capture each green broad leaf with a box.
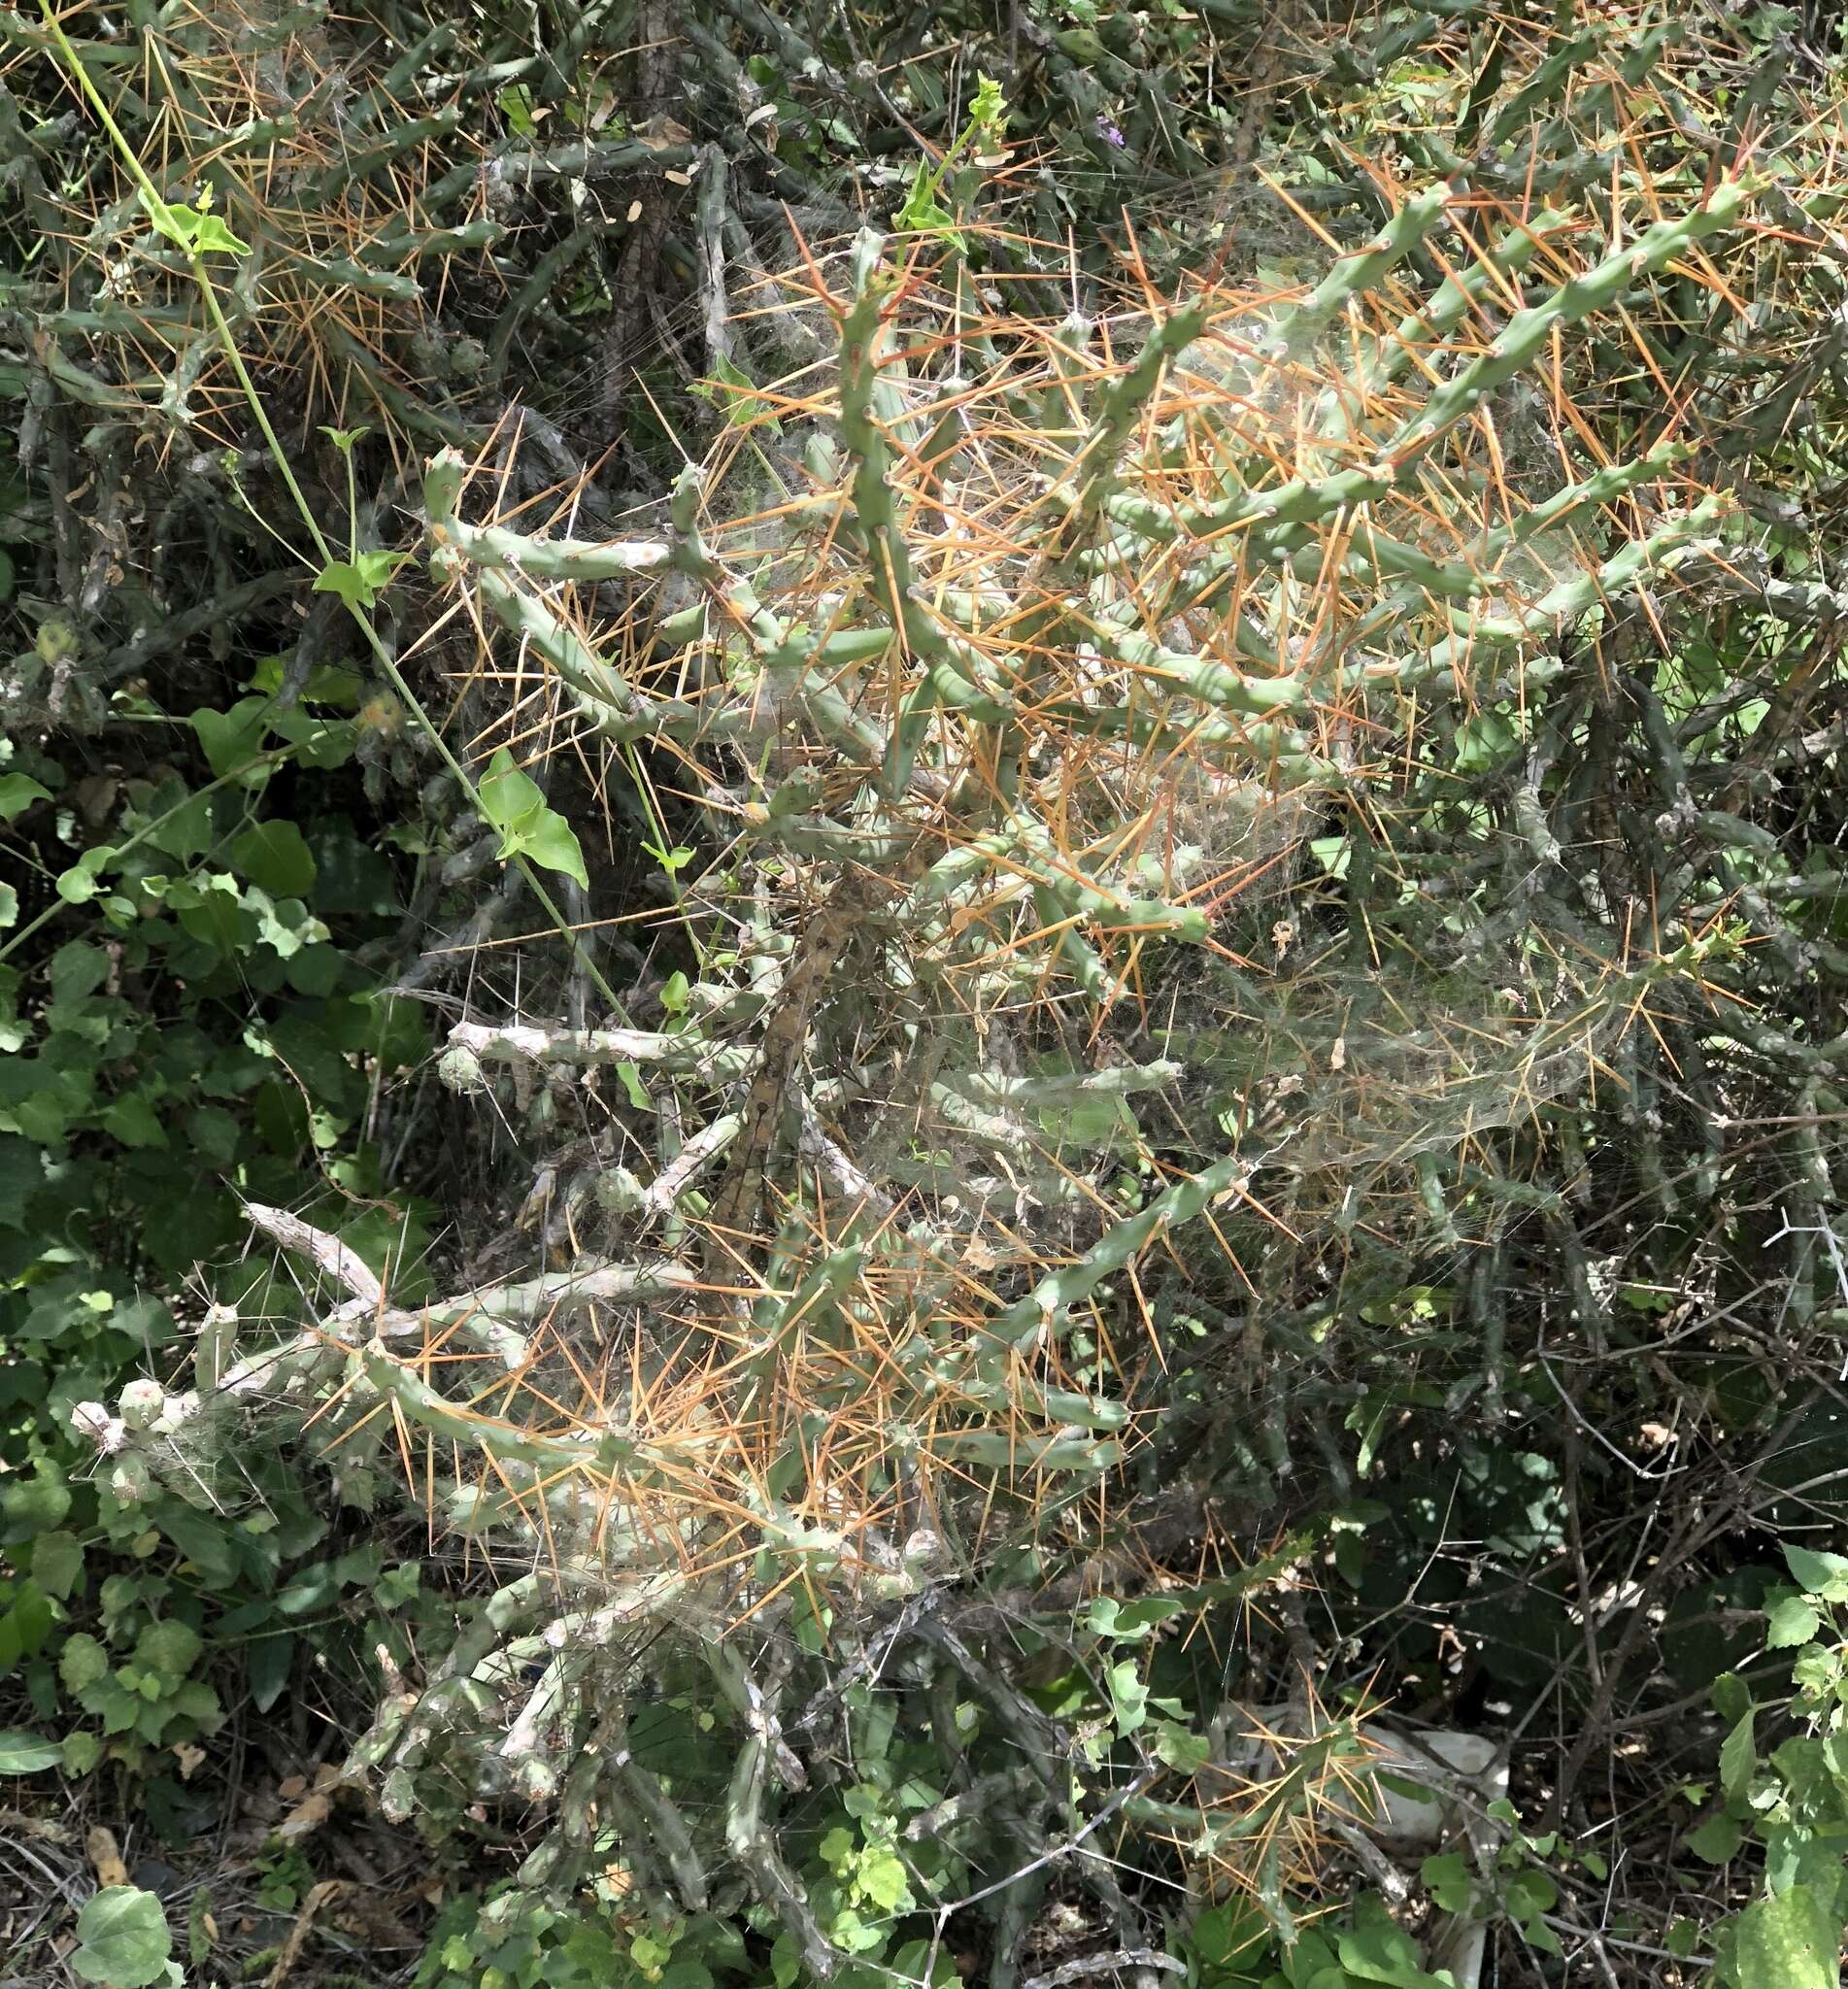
[312,551,400,612]
[659,971,690,1015]
[1684,1812,1743,1864]
[857,1848,914,1913]
[1766,1593,1824,1649]
[476,750,589,889]
[969,72,1008,132]
[1710,1670,1752,1728]
[641,839,695,875]
[56,847,116,903]
[139,186,249,258]
[249,656,362,708]
[190,698,272,780]
[1106,1660,1149,1734]
[1152,1720,1212,1774]
[0,1580,53,1672]
[476,749,548,836]
[136,186,186,247]
[1502,1868,1558,1923]
[103,1093,167,1149]
[893,160,965,251]
[707,351,781,433]
[1719,1708,1757,1802]
[1783,1542,1848,1602]
[0,1727,62,1772]
[247,1633,294,1714]
[3,1466,71,1532]
[1731,1884,1838,1989]
[0,883,16,929]
[63,1730,103,1775]
[827,1908,885,1956]
[186,210,251,256]
[59,1634,112,1695]
[50,938,110,1000]
[497,82,538,136]
[32,1530,84,1600]
[1420,1851,1474,1913]
[135,1618,203,1681]
[71,1887,175,1987]
[616,1062,651,1110]
[0,772,51,819]
[519,809,590,891]
[230,820,317,897]
[1336,1896,1448,1986]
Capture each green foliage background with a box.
[6,1,1848,1986]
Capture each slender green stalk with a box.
[40,5,637,1025]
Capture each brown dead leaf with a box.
[277,1788,333,1840]
[264,1878,345,1989]
[86,1825,129,1888]
[0,1806,71,1843]
[172,1742,206,1781]
[276,1774,308,1800]
[637,114,691,149]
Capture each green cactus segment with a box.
[1327,205,1567,420]
[1053,304,1208,535]
[1110,459,1400,552]
[981,1151,1250,1368]
[1094,619,1304,721]
[835,232,927,638]
[1277,180,1455,352]
[1375,491,1731,686]
[1389,178,1760,462]
[358,1342,665,1478]
[834,230,1024,778]
[1476,441,1697,577]
[1261,440,1696,611]
[434,513,672,582]
[909,822,1207,941]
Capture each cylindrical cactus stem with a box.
[1105,458,1397,549]
[1307,206,1568,443]
[1361,491,1730,688]
[463,559,721,744]
[424,470,672,583]
[447,1016,752,1077]
[356,1339,676,1482]
[1051,303,1208,537]
[1089,619,1305,723]
[977,1150,1251,1371]
[725,1728,839,1978]
[1386,178,1760,465]
[836,229,1008,781]
[1277,179,1455,354]
[1320,439,1698,636]
[618,1754,712,1910]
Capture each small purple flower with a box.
[1095,116,1126,149]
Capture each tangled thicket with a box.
[8,2,1848,1987]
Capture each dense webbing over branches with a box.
[9,0,1848,1983]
